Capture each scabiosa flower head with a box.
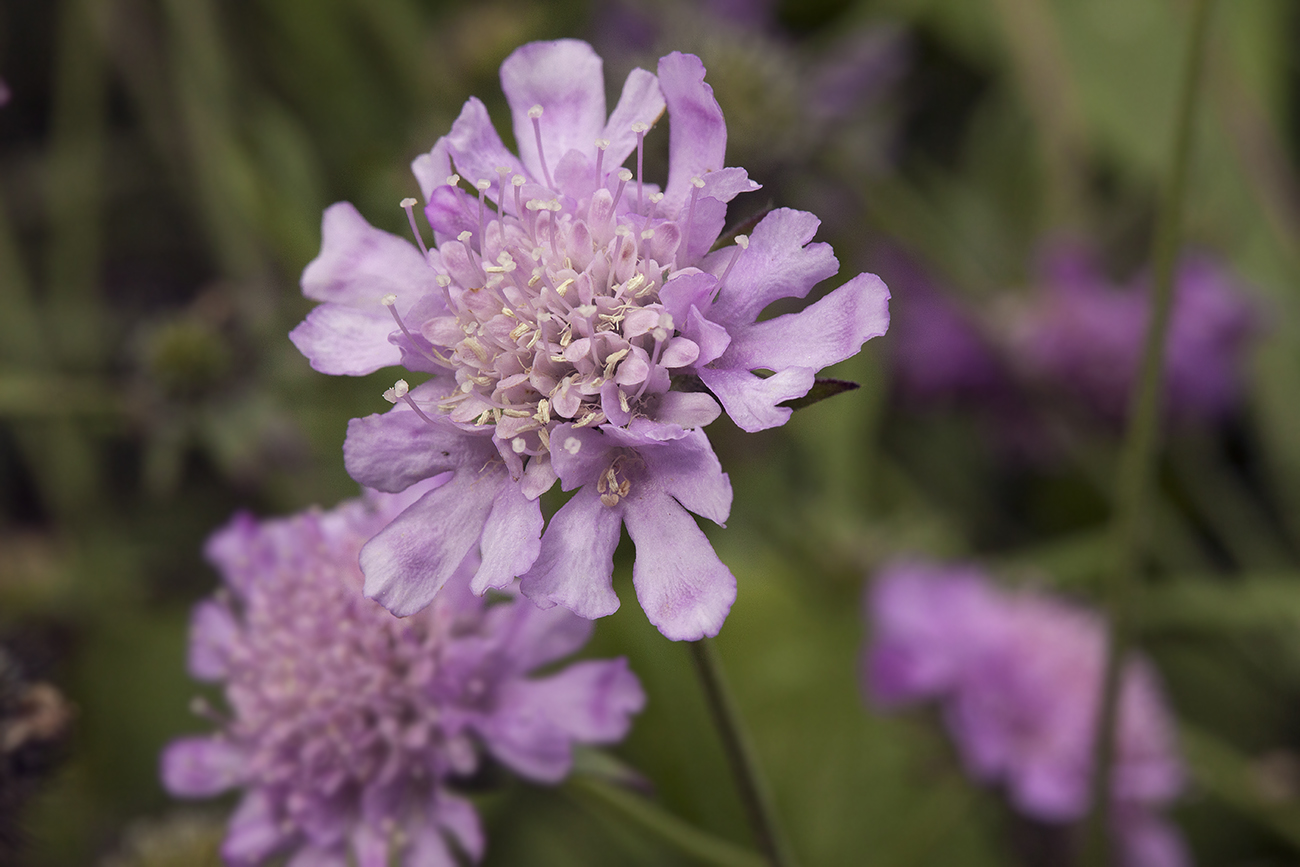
[864,561,1188,867]
[1011,242,1257,425]
[290,39,890,639]
[161,491,645,867]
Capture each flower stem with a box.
[688,637,799,867]
[1081,1,1215,864]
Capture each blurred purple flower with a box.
[879,249,1008,406]
[864,561,1188,867]
[1011,243,1257,425]
[290,39,889,639]
[162,491,645,867]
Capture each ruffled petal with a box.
[344,409,489,493]
[471,481,544,594]
[707,208,839,327]
[499,601,595,671]
[501,40,606,184]
[601,67,666,169]
[188,599,239,681]
[699,366,815,432]
[445,97,528,201]
[623,490,736,640]
[434,792,485,862]
[411,137,452,203]
[697,167,760,204]
[547,424,620,490]
[658,52,726,213]
[514,658,645,743]
[160,736,245,797]
[222,790,285,865]
[289,303,400,375]
[520,486,623,619]
[719,272,891,371]
[641,428,731,524]
[302,202,438,308]
[360,469,504,616]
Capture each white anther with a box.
[475,179,491,191]
[617,168,633,182]
[650,192,664,204]
[512,175,526,187]
[528,104,543,119]
[595,138,610,150]
[641,229,655,239]
[381,293,398,307]
[535,399,551,425]
[458,231,473,243]
[691,177,705,189]
[735,234,750,249]
[511,437,528,454]
[630,122,649,133]
[436,275,451,287]
[615,226,632,237]
[564,437,582,455]
[399,197,417,208]
[446,174,461,187]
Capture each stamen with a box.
[631,122,648,214]
[495,166,511,213]
[594,138,609,186]
[383,379,435,424]
[383,295,445,368]
[475,179,491,242]
[529,105,555,190]
[611,168,633,213]
[712,234,750,301]
[678,177,705,269]
[399,197,429,258]
[512,174,526,223]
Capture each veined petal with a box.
[289,303,400,375]
[501,40,607,184]
[601,67,666,169]
[642,429,731,525]
[719,272,891,371]
[700,366,815,432]
[161,736,245,797]
[707,208,839,326]
[471,481,544,595]
[520,486,622,619]
[647,391,721,430]
[302,202,438,308]
[697,167,760,204]
[659,52,726,213]
[411,137,453,203]
[222,790,285,864]
[188,599,239,681]
[624,490,736,641]
[446,98,528,200]
[512,658,645,742]
[360,469,503,616]
[344,409,488,493]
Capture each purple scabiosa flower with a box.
[864,561,1188,867]
[161,491,645,867]
[290,39,890,639]
[1010,243,1256,425]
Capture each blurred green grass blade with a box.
[161,0,263,277]
[47,0,108,368]
[1180,723,1300,849]
[1137,574,1300,633]
[0,182,44,365]
[0,371,121,417]
[568,776,767,867]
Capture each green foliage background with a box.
[1,0,1298,864]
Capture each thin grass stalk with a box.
[688,637,799,867]
[1080,1,1215,864]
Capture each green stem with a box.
[688,638,799,867]
[1081,1,1215,864]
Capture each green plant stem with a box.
[688,638,798,867]
[1081,1,1215,864]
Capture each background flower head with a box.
[161,491,644,867]
[864,561,1188,867]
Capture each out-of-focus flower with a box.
[161,491,645,867]
[864,561,1188,867]
[290,39,889,639]
[1010,243,1257,425]
[879,249,1008,406]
